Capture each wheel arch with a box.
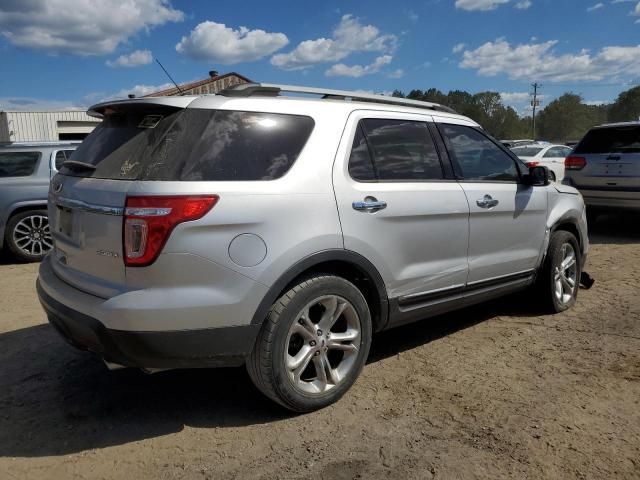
[250,250,389,332]
[1,201,49,249]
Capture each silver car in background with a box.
[0,141,77,261]
[37,84,589,412]
[564,122,640,220]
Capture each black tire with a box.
[247,274,372,412]
[537,231,581,313]
[4,209,52,262]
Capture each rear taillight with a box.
[525,161,539,168]
[124,195,218,267]
[565,156,586,170]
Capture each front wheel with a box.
[537,231,581,313]
[247,274,372,412]
[5,210,53,262]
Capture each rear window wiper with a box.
[61,160,97,171]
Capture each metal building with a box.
[0,111,101,143]
[144,71,251,97]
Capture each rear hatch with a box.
[569,124,640,190]
[49,99,194,298]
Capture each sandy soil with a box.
[0,213,638,480]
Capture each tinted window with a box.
[544,147,569,158]
[440,124,519,182]
[54,150,75,170]
[512,146,543,157]
[360,119,443,181]
[574,126,640,154]
[66,108,314,181]
[348,126,376,181]
[0,152,40,177]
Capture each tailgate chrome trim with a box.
[55,197,124,216]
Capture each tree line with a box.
[391,85,640,143]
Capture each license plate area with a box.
[57,206,73,237]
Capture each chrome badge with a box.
[96,249,119,258]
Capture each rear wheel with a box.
[247,274,372,412]
[537,231,581,313]
[5,210,53,262]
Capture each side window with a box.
[54,150,74,170]
[439,124,519,182]
[348,126,377,181]
[359,119,443,181]
[544,147,562,158]
[0,152,41,178]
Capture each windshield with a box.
[65,107,315,181]
[574,126,640,154]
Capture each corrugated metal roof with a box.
[0,111,100,142]
[143,72,252,97]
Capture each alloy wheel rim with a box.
[554,243,577,305]
[285,295,361,394]
[12,215,52,257]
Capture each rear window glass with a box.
[511,147,543,157]
[574,126,640,154]
[65,108,314,181]
[0,151,40,177]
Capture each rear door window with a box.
[439,124,520,182]
[574,126,640,154]
[348,118,444,182]
[0,151,41,177]
[65,107,314,181]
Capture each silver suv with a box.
[37,84,589,412]
[1,141,77,261]
[564,121,640,220]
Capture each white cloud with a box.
[0,0,183,55]
[102,82,174,101]
[176,21,288,64]
[452,43,466,53]
[587,3,605,11]
[388,68,405,78]
[106,49,152,68]
[271,14,397,70]
[515,0,532,9]
[634,1,640,15]
[584,100,611,105]
[0,97,84,111]
[500,92,531,104]
[325,55,393,77]
[460,39,640,82]
[455,0,511,11]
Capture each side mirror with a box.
[523,165,550,186]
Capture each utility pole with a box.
[531,82,540,141]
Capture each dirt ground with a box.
[0,213,639,480]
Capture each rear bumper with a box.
[36,256,263,368]
[38,281,260,368]
[579,189,640,210]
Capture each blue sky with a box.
[1,0,639,115]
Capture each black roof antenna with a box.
[155,58,184,95]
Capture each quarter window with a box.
[348,118,444,182]
[0,151,41,177]
[439,124,519,182]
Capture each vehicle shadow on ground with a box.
[0,293,538,458]
[588,211,640,245]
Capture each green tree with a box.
[608,86,640,123]
[537,93,600,142]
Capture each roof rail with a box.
[218,83,458,114]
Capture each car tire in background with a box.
[537,230,582,313]
[4,209,53,262]
[247,274,372,412]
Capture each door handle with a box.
[476,194,499,209]
[353,197,387,213]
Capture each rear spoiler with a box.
[87,96,199,119]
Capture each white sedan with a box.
[511,144,573,182]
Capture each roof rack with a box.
[0,140,82,147]
[218,83,457,114]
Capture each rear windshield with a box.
[0,151,41,177]
[574,126,640,154]
[511,147,543,157]
[64,107,315,180]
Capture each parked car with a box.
[501,139,535,148]
[0,141,78,261]
[37,84,589,412]
[511,143,573,181]
[564,121,640,221]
